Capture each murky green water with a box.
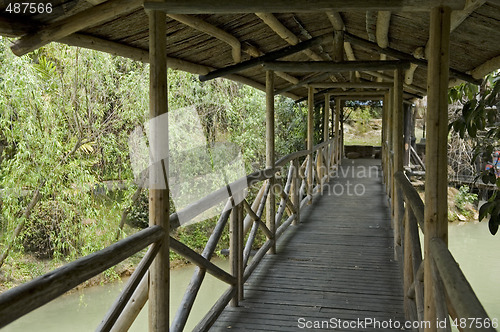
[2,222,499,331]
[2,259,230,332]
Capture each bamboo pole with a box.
[424,6,451,330]
[307,87,314,201]
[266,70,276,254]
[393,68,404,260]
[147,9,169,332]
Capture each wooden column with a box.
[404,103,413,166]
[392,68,404,259]
[334,98,341,165]
[324,94,330,180]
[292,158,300,226]
[381,93,388,188]
[230,203,243,306]
[266,70,276,254]
[307,86,314,200]
[424,6,451,330]
[148,9,169,332]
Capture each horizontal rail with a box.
[0,225,165,328]
[394,170,424,230]
[430,238,495,331]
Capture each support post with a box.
[334,98,341,165]
[404,103,413,166]
[424,6,451,330]
[387,89,394,207]
[266,70,276,254]
[393,68,404,259]
[382,93,388,188]
[307,86,314,201]
[230,203,243,306]
[292,159,300,226]
[148,9,169,332]
[324,93,330,180]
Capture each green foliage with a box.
[449,71,500,235]
[454,185,478,215]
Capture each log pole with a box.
[266,70,276,254]
[424,6,451,329]
[307,87,315,200]
[147,9,169,332]
[393,68,404,259]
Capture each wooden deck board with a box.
[210,159,406,331]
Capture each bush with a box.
[455,185,478,213]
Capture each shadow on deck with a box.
[211,159,405,331]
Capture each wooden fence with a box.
[0,138,338,332]
[394,171,495,332]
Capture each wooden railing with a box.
[0,137,339,332]
[394,171,495,331]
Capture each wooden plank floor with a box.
[210,159,406,331]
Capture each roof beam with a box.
[376,11,391,48]
[470,54,500,79]
[0,17,34,37]
[262,60,411,73]
[309,82,393,89]
[11,0,143,56]
[199,32,333,81]
[343,32,481,84]
[144,0,466,14]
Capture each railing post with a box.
[334,97,341,165]
[307,86,314,202]
[266,70,276,254]
[324,94,331,181]
[292,159,300,226]
[230,202,244,306]
[382,93,388,190]
[147,8,169,332]
[424,6,451,330]
[393,68,404,260]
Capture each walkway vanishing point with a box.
[211,159,406,331]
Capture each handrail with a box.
[393,169,495,331]
[430,238,495,331]
[0,225,165,328]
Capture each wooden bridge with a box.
[211,159,406,331]
[1,1,499,331]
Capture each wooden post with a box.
[334,98,341,165]
[292,159,300,226]
[393,68,404,259]
[148,9,169,332]
[266,70,276,254]
[307,86,314,200]
[425,6,451,330]
[230,203,243,306]
[381,93,388,188]
[340,100,344,161]
[404,102,413,167]
[324,94,330,180]
[387,89,393,206]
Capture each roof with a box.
[1,0,500,102]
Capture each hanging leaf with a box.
[489,218,499,235]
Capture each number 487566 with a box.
[5,2,52,14]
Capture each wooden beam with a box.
[0,17,34,37]
[344,32,481,84]
[307,87,314,198]
[376,11,391,48]
[338,96,384,101]
[328,91,390,96]
[144,0,466,14]
[199,32,333,81]
[11,0,143,56]
[262,60,411,73]
[148,9,169,332]
[324,94,330,142]
[333,30,345,62]
[405,63,419,85]
[424,6,451,328]
[266,70,276,255]
[275,72,332,95]
[167,14,242,63]
[470,54,500,79]
[309,82,393,89]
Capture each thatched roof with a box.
[1,0,500,102]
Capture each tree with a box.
[449,71,500,234]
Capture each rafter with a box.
[11,0,143,56]
[144,0,466,14]
[262,60,410,73]
[199,32,333,81]
[376,11,391,48]
[470,54,500,79]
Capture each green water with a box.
[2,222,499,331]
[2,259,230,332]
